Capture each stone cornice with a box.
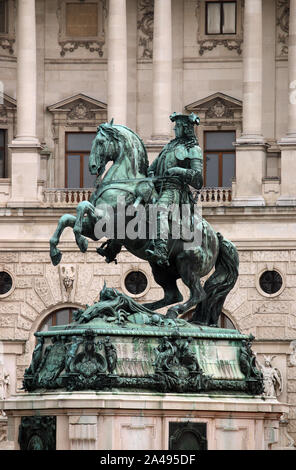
[3,392,289,416]
[0,239,296,251]
[0,205,296,220]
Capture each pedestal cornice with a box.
[2,391,289,417]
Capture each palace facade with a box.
[0,0,296,449]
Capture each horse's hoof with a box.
[50,249,62,266]
[165,307,179,319]
[80,238,88,253]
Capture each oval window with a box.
[124,271,148,295]
[259,270,283,295]
[0,271,13,296]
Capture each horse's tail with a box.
[191,232,239,326]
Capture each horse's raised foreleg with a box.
[73,201,98,252]
[50,214,76,266]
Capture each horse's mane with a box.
[97,122,149,176]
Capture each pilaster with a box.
[233,0,266,206]
[149,0,172,143]
[107,0,127,125]
[8,0,41,207]
[277,0,296,205]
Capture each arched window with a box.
[39,307,76,332]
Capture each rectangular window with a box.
[0,129,6,178]
[204,131,235,187]
[65,132,96,188]
[0,0,8,34]
[206,1,236,35]
[66,3,98,37]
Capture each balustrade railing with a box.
[43,187,232,208]
[194,187,232,205]
[43,188,93,206]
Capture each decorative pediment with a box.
[0,92,17,122]
[0,92,16,108]
[47,93,107,126]
[185,93,242,123]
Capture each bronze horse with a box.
[49,122,239,325]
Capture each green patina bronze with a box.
[49,113,238,324]
[22,114,264,396]
[23,312,263,395]
[18,416,56,450]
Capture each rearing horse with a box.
[49,121,239,325]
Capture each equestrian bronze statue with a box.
[49,113,239,326]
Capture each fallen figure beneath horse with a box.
[69,282,189,329]
[49,114,239,327]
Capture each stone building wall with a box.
[1,242,296,440]
[0,0,295,449]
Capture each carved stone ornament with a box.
[0,93,17,126]
[60,264,75,297]
[0,38,15,55]
[195,0,244,56]
[137,0,154,60]
[0,420,7,442]
[206,98,234,119]
[289,340,296,366]
[68,101,94,120]
[257,355,283,398]
[198,38,243,56]
[47,93,107,135]
[0,1,16,55]
[0,365,9,417]
[186,92,242,130]
[56,0,107,57]
[276,0,289,56]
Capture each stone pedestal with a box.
[3,391,288,450]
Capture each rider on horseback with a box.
[145,112,203,266]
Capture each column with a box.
[107,0,127,125]
[277,0,296,205]
[151,0,172,142]
[8,0,41,206]
[233,0,266,206]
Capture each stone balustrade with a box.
[42,187,232,208]
[42,188,93,207]
[195,187,232,206]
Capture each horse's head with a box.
[89,120,119,177]
[89,120,149,180]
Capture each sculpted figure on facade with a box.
[258,355,283,398]
[289,340,296,366]
[0,366,9,417]
[59,264,75,298]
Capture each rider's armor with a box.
[145,112,203,267]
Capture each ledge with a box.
[2,391,289,417]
